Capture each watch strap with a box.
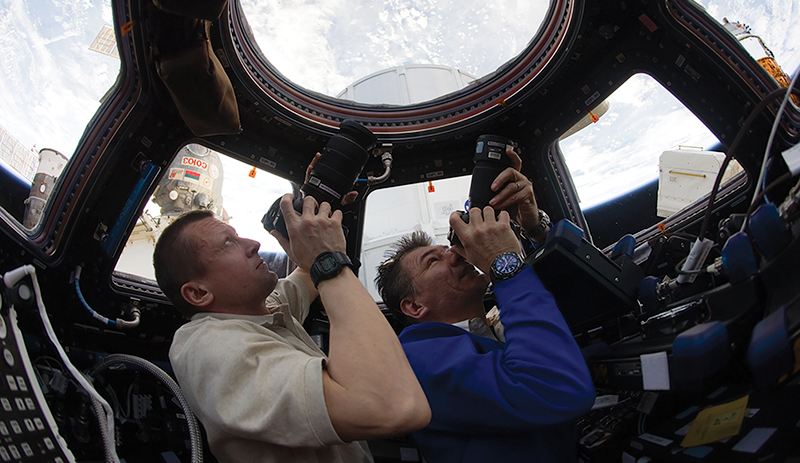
[528,209,551,239]
[309,251,355,288]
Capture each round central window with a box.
[239,0,549,105]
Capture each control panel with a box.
[0,305,74,463]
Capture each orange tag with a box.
[657,223,667,233]
[121,21,135,36]
[427,181,435,193]
[249,166,257,178]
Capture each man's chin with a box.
[464,271,490,290]
[263,272,279,290]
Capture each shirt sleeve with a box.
[399,266,595,433]
[267,274,311,323]
[170,318,343,448]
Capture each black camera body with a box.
[262,120,377,238]
[448,135,517,246]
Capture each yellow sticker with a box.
[681,395,749,447]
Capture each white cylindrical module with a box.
[23,148,68,229]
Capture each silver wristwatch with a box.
[489,252,526,284]
[528,209,551,239]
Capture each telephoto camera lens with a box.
[262,120,377,239]
[468,135,516,210]
[448,134,517,246]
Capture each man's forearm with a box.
[494,267,595,415]
[318,269,431,441]
[288,267,319,302]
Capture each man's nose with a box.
[245,238,260,256]
[444,248,462,266]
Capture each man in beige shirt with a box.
[153,194,430,462]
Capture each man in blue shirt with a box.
[375,152,595,463]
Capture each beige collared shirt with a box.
[169,274,372,463]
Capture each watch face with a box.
[320,256,337,272]
[311,252,353,288]
[494,253,520,275]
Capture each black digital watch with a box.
[309,251,355,288]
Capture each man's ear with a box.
[400,297,428,321]
[181,281,213,308]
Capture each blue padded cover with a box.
[747,307,792,389]
[672,321,729,381]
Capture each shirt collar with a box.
[452,306,505,342]
[190,303,292,327]
[453,317,499,341]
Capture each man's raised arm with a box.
[279,194,431,441]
